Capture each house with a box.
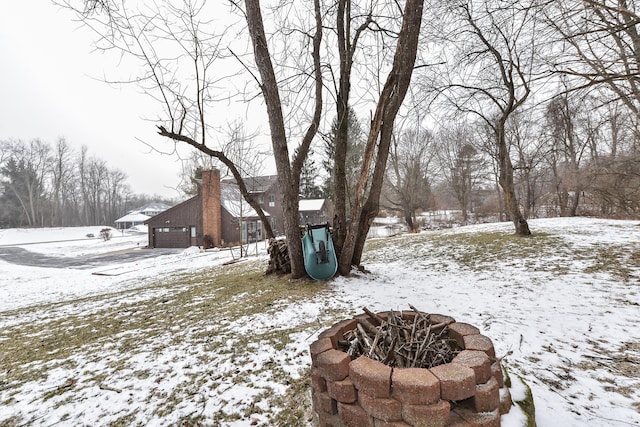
[145,169,328,248]
[220,180,270,244]
[227,175,283,235]
[145,169,221,248]
[299,199,328,225]
[114,202,171,230]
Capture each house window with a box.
[191,227,196,238]
[269,194,275,207]
[259,195,264,204]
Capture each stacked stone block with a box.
[310,312,514,427]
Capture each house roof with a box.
[136,202,172,212]
[116,202,171,223]
[299,199,325,212]
[144,195,200,225]
[221,175,279,194]
[115,212,151,223]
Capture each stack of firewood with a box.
[266,239,291,275]
[339,306,461,369]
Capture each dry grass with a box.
[0,260,340,426]
[3,219,639,425]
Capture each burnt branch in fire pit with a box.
[340,306,461,369]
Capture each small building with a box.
[114,202,171,229]
[299,199,328,225]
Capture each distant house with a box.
[299,199,328,225]
[114,202,171,230]
[145,170,328,248]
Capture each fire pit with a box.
[309,309,514,427]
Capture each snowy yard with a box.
[1,218,639,426]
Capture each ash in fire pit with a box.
[339,306,461,369]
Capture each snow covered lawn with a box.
[1,218,639,426]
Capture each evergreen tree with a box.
[300,151,323,198]
[322,107,365,204]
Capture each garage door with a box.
[153,227,189,248]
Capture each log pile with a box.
[339,306,461,369]
[266,239,291,275]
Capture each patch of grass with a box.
[1,263,325,375]
[0,259,342,426]
[503,364,537,426]
[516,376,537,427]
[365,227,640,286]
[585,245,640,282]
[268,369,313,426]
[107,412,138,427]
[365,229,565,273]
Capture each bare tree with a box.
[242,0,324,278]
[343,0,426,271]
[425,0,538,235]
[60,0,276,240]
[545,92,590,216]
[436,124,487,223]
[547,0,640,115]
[50,137,75,226]
[384,125,434,231]
[329,0,375,257]
[104,168,130,225]
[84,157,108,225]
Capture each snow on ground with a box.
[330,217,640,427]
[0,227,262,312]
[1,217,639,426]
[0,226,148,256]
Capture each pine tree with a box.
[300,150,323,198]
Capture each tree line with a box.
[62,0,640,277]
[0,138,173,228]
[379,98,640,231]
[301,88,640,232]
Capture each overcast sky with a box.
[0,1,191,199]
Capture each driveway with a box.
[0,246,182,269]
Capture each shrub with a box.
[100,228,112,241]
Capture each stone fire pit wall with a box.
[309,312,513,427]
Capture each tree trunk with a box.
[497,124,530,236]
[569,187,581,217]
[333,103,349,259]
[461,188,469,223]
[245,0,323,278]
[333,0,369,260]
[244,0,303,276]
[341,0,425,272]
[404,210,415,232]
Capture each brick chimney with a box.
[201,169,221,247]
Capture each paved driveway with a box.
[0,246,182,269]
